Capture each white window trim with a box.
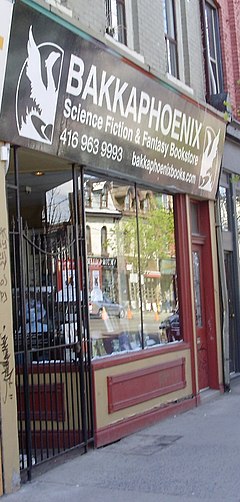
[105,0,145,64]
[174,1,184,83]
[45,0,72,17]
[166,72,194,96]
[105,33,145,65]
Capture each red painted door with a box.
[192,244,209,390]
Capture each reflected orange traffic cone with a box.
[127,307,133,320]
[154,311,159,321]
[102,307,109,320]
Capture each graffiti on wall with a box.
[0,226,14,403]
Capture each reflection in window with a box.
[192,251,202,327]
[101,226,108,255]
[236,190,240,259]
[138,193,180,346]
[219,186,229,231]
[85,176,181,358]
[125,191,131,210]
[205,1,223,95]
[190,203,199,234]
[101,184,108,208]
[84,181,92,208]
[86,225,92,255]
[46,181,72,227]
[162,0,179,78]
[105,0,127,45]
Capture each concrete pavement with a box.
[3,376,240,502]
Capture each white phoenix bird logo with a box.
[16,26,64,144]
[199,126,220,192]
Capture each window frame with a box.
[203,0,224,98]
[162,0,179,79]
[105,0,127,46]
[86,225,92,254]
[101,226,108,256]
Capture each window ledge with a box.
[45,0,73,17]
[166,73,194,97]
[92,341,190,370]
[105,33,145,66]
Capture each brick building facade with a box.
[0,0,237,495]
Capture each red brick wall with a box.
[217,0,240,118]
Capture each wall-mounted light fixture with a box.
[32,171,45,177]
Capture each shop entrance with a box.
[7,147,94,480]
[192,243,209,391]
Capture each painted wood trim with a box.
[17,383,65,421]
[95,394,197,447]
[107,358,186,413]
[92,341,190,370]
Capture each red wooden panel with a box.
[17,383,65,421]
[107,358,186,413]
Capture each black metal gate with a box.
[8,150,94,480]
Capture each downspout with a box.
[215,194,230,391]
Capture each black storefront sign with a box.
[0,2,226,199]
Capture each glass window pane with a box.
[192,251,202,327]
[219,186,229,231]
[162,0,167,32]
[236,189,240,259]
[139,192,181,346]
[191,203,199,234]
[86,176,141,358]
[169,41,178,77]
[106,0,127,45]
[206,6,215,59]
[205,2,223,94]
[166,0,176,39]
[163,0,178,77]
[46,181,72,227]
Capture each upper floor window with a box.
[101,226,108,255]
[105,0,127,45]
[162,0,179,78]
[86,225,92,254]
[84,183,92,208]
[204,1,223,96]
[101,185,108,209]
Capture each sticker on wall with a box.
[15,26,64,145]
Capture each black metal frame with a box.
[8,148,94,482]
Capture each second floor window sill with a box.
[166,73,194,97]
[105,33,145,66]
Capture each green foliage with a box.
[231,174,240,184]
[119,201,175,272]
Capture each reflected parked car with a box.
[159,310,181,342]
[89,294,126,319]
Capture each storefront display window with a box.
[139,193,179,346]
[13,169,181,363]
[85,175,181,358]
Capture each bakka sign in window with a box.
[0,2,226,199]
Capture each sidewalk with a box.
[3,377,240,502]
